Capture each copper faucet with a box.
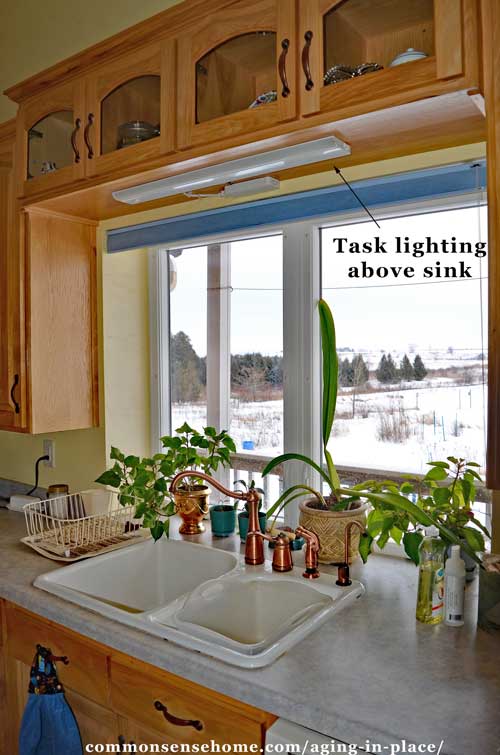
[336,520,365,586]
[170,470,265,565]
[169,470,320,576]
[295,526,320,579]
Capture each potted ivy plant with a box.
[95,447,176,541]
[263,300,478,566]
[161,423,236,535]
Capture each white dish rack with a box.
[22,489,149,562]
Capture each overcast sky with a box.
[170,205,488,357]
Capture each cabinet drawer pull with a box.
[301,30,314,91]
[84,113,94,159]
[154,700,203,731]
[278,38,291,97]
[10,374,20,414]
[71,118,81,164]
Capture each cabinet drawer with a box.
[5,603,109,706]
[111,660,267,745]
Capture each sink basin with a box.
[151,566,363,667]
[34,538,238,616]
[35,540,363,668]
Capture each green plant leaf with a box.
[95,469,121,488]
[110,446,125,462]
[324,448,340,491]
[204,426,217,437]
[163,519,170,538]
[424,466,449,481]
[318,299,338,445]
[262,452,332,489]
[124,455,140,468]
[150,523,164,542]
[175,422,195,434]
[403,531,423,565]
[470,516,491,539]
[461,526,485,553]
[265,483,324,520]
[358,533,374,564]
[222,436,237,452]
[427,461,450,469]
[466,461,481,467]
[433,487,451,505]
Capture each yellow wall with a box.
[0,0,487,492]
[0,0,181,121]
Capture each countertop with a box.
[1,508,499,754]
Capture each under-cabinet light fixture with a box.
[112,136,351,205]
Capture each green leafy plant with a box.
[95,447,176,541]
[262,299,480,564]
[160,423,236,488]
[400,457,490,554]
[233,479,264,512]
[96,424,236,541]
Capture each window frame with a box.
[149,188,488,529]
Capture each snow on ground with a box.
[172,378,486,476]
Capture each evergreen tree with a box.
[400,354,414,381]
[376,353,398,384]
[339,358,354,387]
[170,331,203,402]
[352,354,369,385]
[413,354,427,381]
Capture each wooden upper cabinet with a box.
[85,40,176,178]
[298,0,478,118]
[16,79,86,199]
[177,0,297,149]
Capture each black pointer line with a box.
[333,165,381,229]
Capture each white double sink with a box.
[35,538,363,668]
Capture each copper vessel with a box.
[173,485,210,535]
[170,471,264,562]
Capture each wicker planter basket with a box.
[299,499,368,564]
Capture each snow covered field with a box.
[172,349,487,476]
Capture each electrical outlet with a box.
[43,439,55,468]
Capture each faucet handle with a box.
[295,526,320,580]
[271,533,293,572]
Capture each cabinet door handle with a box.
[84,113,94,159]
[10,374,20,414]
[278,38,291,97]
[301,30,314,91]
[154,700,203,731]
[71,118,81,164]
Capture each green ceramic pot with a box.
[238,511,267,542]
[209,504,236,537]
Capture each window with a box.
[149,185,489,532]
[321,204,488,476]
[158,232,283,508]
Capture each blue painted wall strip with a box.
[107,161,486,253]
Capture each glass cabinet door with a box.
[18,79,86,197]
[100,75,161,155]
[27,111,76,180]
[196,31,278,124]
[85,41,174,177]
[178,0,297,149]
[299,0,444,118]
[323,0,435,81]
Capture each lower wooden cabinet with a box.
[0,600,276,753]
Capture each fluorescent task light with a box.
[112,136,351,205]
[221,176,280,198]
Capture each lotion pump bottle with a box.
[444,545,466,626]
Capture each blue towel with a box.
[19,693,83,755]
